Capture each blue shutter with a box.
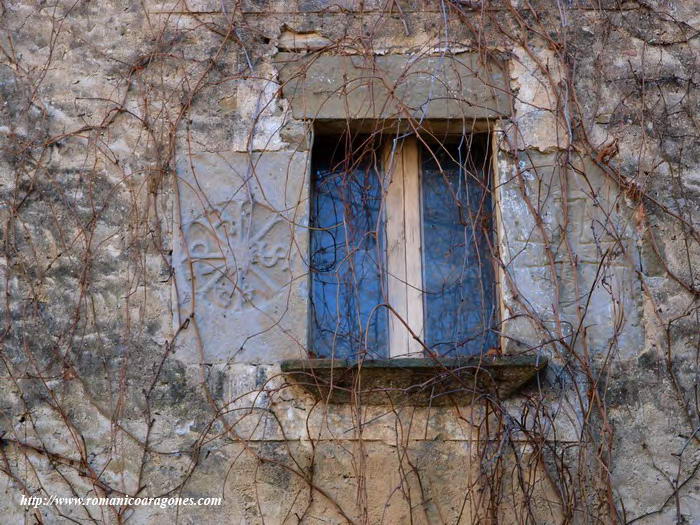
[309,137,389,358]
[421,136,498,355]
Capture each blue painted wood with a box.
[421,136,498,355]
[309,137,389,358]
[309,134,498,359]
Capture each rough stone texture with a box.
[1,1,699,524]
[277,52,511,120]
[174,150,309,364]
[280,356,547,405]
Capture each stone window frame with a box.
[276,50,512,360]
[276,51,547,402]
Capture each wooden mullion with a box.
[490,128,505,352]
[384,136,425,358]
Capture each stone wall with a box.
[1,1,699,523]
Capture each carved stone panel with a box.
[183,200,290,311]
[174,151,309,364]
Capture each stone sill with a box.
[281,355,547,406]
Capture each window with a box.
[309,132,498,359]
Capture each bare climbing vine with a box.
[0,0,699,524]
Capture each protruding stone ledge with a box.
[281,355,547,406]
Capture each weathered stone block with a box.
[276,51,511,120]
[173,150,310,364]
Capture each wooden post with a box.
[384,136,425,357]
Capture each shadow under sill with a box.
[280,355,547,406]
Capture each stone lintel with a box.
[276,52,511,121]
